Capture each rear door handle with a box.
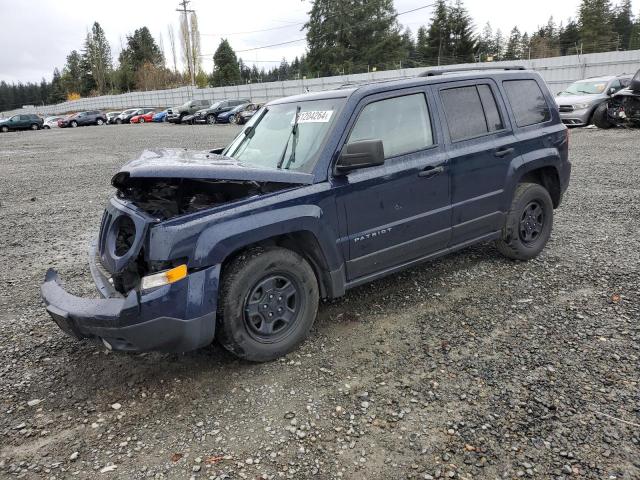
[494,147,515,158]
[418,165,445,178]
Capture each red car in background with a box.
[130,111,155,123]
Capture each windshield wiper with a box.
[277,105,301,170]
[576,90,594,94]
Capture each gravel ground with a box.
[0,124,638,480]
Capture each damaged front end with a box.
[41,148,310,353]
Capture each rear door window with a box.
[348,93,433,159]
[503,79,551,127]
[440,84,504,141]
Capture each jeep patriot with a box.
[42,67,571,362]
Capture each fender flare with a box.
[192,205,344,273]
[504,150,561,208]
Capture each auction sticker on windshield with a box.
[296,110,333,123]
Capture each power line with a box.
[200,23,305,37]
[198,2,437,57]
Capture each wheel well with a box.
[221,233,333,299]
[519,167,561,208]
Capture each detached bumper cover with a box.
[41,264,220,353]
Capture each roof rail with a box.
[418,66,527,77]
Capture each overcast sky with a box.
[1,0,638,84]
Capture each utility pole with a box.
[177,0,195,86]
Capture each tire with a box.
[229,114,236,124]
[496,182,554,261]
[44,125,50,129]
[70,121,78,128]
[139,118,145,123]
[30,124,39,130]
[96,118,104,125]
[217,247,319,362]
[115,118,122,125]
[1,126,8,133]
[206,114,216,125]
[593,102,613,129]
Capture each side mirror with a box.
[607,87,616,96]
[336,140,385,174]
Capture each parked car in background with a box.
[0,113,43,132]
[215,102,254,124]
[167,99,211,124]
[59,110,108,128]
[130,111,156,123]
[236,103,262,125]
[106,112,121,124]
[114,109,140,124]
[41,67,570,362]
[194,99,250,124]
[152,110,168,122]
[555,74,631,126]
[43,116,64,129]
[181,113,197,125]
[593,68,640,129]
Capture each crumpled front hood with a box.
[116,148,314,184]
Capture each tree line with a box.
[2,0,640,111]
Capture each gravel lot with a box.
[0,124,638,480]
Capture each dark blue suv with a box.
[42,68,570,362]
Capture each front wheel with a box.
[206,114,216,124]
[96,119,104,125]
[1,126,8,133]
[496,183,554,261]
[139,118,145,123]
[31,124,39,130]
[217,247,319,362]
[115,118,122,125]
[229,114,236,124]
[593,103,613,129]
[70,121,78,128]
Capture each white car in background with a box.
[43,116,64,129]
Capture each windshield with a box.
[223,98,344,173]
[559,80,608,96]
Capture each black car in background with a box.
[235,103,262,125]
[0,113,44,132]
[194,99,250,124]
[59,110,107,128]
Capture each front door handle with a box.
[418,165,445,178]
[494,147,515,158]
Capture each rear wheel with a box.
[217,247,319,362]
[593,102,613,129]
[229,114,236,124]
[30,124,39,130]
[44,125,50,129]
[139,118,145,123]
[496,183,554,261]
[70,121,78,128]
[178,113,186,124]
[96,118,104,125]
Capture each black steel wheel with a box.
[496,182,553,260]
[243,274,303,343]
[218,247,319,362]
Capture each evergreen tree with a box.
[425,0,451,64]
[61,50,83,96]
[612,0,634,49]
[305,0,404,75]
[117,27,164,91]
[578,0,616,52]
[504,27,522,60]
[631,15,640,49]
[415,26,429,63]
[400,28,418,67]
[83,22,112,94]
[476,23,495,60]
[448,0,476,63]
[493,29,505,60]
[211,39,241,86]
[558,19,581,55]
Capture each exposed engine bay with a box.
[112,176,296,220]
[595,69,640,129]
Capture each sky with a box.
[0,0,638,84]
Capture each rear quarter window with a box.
[503,79,551,127]
[440,84,504,141]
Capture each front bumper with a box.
[559,108,591,126]
[41,251,220,353]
